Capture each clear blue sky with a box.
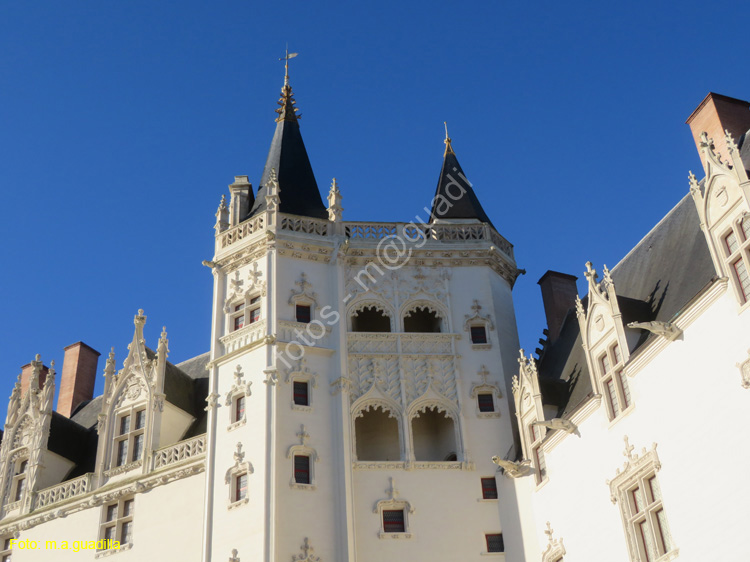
[2,1,749,412]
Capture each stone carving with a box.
[463,300,494,333]
[541,522,566,562]
[289,272,318,308]
[225,366,253,406]
[327,177,343,222]
[627,321,682,341]
[491,457,532,478]
[532,418,580,436]
[292,538,321,562]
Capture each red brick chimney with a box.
[686,92,750,173]
[20,360,48,397]
[538,271,579,343]
[57,342,100,417]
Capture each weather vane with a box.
[279,46,298,85]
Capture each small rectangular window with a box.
[234,395,246,422]
[1,537,12,562]
[293,381,309,406]
[486,533,504,552]
[480,477,498,499]
[234,315,245,331]
[249,296,261,305]
[725,231,739,255]
[234,303,245,312]
[235,473,248,501]
[135,410,145,430]
[733,259,750,302]
[249,308,261,324]
[296,305,312,323]
[100,497,134,549]
[294,455,311,484]
[477,393,494,412]
[382,509,405,533]
[470,325,487,344]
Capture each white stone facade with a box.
[1,90,749,562]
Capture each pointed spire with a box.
[247,52,327,221]
[430,131,493,227]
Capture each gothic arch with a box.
[400,299,450,332]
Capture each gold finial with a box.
[444,121,454,155]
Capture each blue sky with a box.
[1,1,749,412]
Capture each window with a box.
[295,305,311,323]
[230,296,261,332]
[529,424,547,484]
[350,306,391,332]
[486,533,504,553]
[293,381,309,406]
[411,406,457,461]
[481,477,498,499]
[232,303,245,331]
[249,296,261,323]
[723,216,750,303]
[233,395,245,423]
[382,509,405,533]
[470,325,487,344]
[11,459,27,503]
[1,537,12,562]
[233,472,248,503]
[355,406,401,461]
[626,476,673,561]
[114,407,146,467]
[477,393,494,412]
[598,343,631,420]
[100,497,134,548]
[403,307,442,332]
[293,455,311,485]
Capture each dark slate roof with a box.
[47,412,98,479]
[247,82,327,220]
[537,193,716,417]
[430,143,494,227]
[70,396,103,429]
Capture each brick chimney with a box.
[57,342,100,417]
[686,92,750,173]
[538,271,579,343]
[20,361,48,397]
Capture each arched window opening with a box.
[403,307,442,333]
[355,406,401,461]
[411,407,456,461]
[351,307,391,332]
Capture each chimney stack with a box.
[538,271,579,343]
[20,361,48,397]
[57,342,100,417]
[686,93,750,173]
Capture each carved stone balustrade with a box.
[220,319,267,354]
[34,473,92,509]
[153,435,206,470]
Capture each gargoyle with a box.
[626,321,682,341]
[532,418,580,436]
[491,456,532,478]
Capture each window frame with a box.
[228,294,262,333]
[480,477,498,500]
[112,406,147,468]
[0,537,12,562]
[721,215,750,304]
[11,458,28,504]
[597,343,632,421]
[528,423,547,485]
[485,533,504,554]
[99,496,134,549]
[470,325,488,344]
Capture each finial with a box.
[276,49,300,123]
[443,121,454,155]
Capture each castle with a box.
[0,60,748,562]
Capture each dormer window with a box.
[114,407,146,467]
[598,343,631,420]
[723,216,750,303]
